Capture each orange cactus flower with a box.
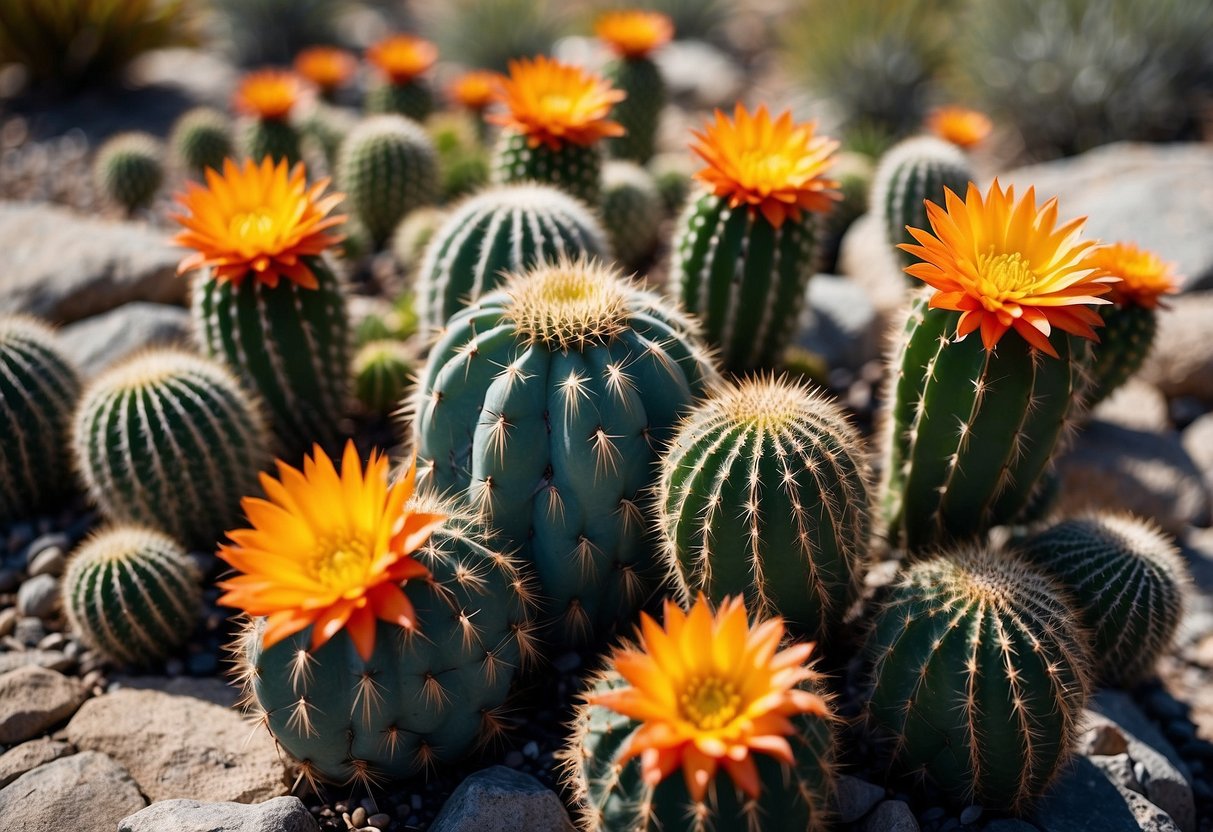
[489,56,625,150]
[217,442,447,662]
[926,105,993,149]
[450,70,502,111]
[1083,241,1178,310]
[293,46,357,93]
[366,34,438,85]
[690,104,840,229]
[233,68,304,120]
[901,180,1119,358]
[587,595,830,803]
[172,157,346,289]
[595,10,674,58]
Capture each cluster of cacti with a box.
[364,34,437,121]
[596,11,673,164]
[352,339,415,415]
[599,161,663,272]
[0,316,81,525]
[871,136,972,270]
[62,525,202,666]
[169,108,234,178]
[93,132,165,215]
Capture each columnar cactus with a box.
[93,132,165,215]
[72,349,271,549]
[599,160,663,271]
[353,339,415,415]
[595,10,673,164]
[234,69,305,166]
[657,375,871,639]
[62,525,202,666]
[410,259,718,645]
[448,70,500,144]
[670,105,839,372]
[1020,512,1188,686]
[169,107,235,178]
[364,34,438,121]
[864,546,1090,811]
[416,184,608,335]
[338,115,439,248]
[0,317,80,525]
[871,136,972,270]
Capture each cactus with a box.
[410,259,718,645]
[72,349,271,549]
[599,161,663,272]
[234,69,305,166]
[657,375,871,639]
[428,112,490,201]
[596,11,673,164]
[493,132,603,207]
[240,119,302,167]
[353,339,415,415]
[62,525,201,666]
[416,184,608,335]
[364,34,438,121]
[300,102,356,171]
[351,296,418,348]
[390,206,448,278]
[169,108,234,178]
[93,132,164,215]
[337,115,440,248]
[872,136,972,271]
[365,80,435,122]
[0,316,81,525]
[1020,512,1188,686]
[864,545,1090,811]
[648,152,693,216]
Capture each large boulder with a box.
[0,737,73,788]
[1139,293,1213,404]
[119,797,319,832]
[430,766,574,832]
[0,666,85,744]
[59,302,192,378]
[0,751,146,832]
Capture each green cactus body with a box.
[236,494,535,784]
[670,192,819,372]
[881,294,1091,553]
[0,317,81,525]
[240,117,302,166]
[872,136,972,270]
[604,56,664,164]
[410,261,718,644]
[864,546,1089,811]
[657,376,870,639]
[72,349,271,549]
[492,130,602,206]
[365,79,435,122]
[63,525,201,666]
[353,339,415,415]
[1020,512,1187,686]
[338,115,439,248]
[600,161,663,272]
[94,132,165,214]
[390,206,448,278]
[1088,302,1156,406]
[169,108,234,178]
[818,150,873,274]
[416,184,608,336]
[191,259,350,459]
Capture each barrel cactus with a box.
[93,132,164,215]
[410,258,718,645]
[864,545,1090,811]
[0,316,81,525]
[416,184,608,335]
[670,104,839,372]
[353,339,415,415]
[169,107,234,178]
[234,68,304,166]
[338,115,439,249]
[63,525,202,666]
[599,160,663,272]
[364,34,438,121]
[596,10,673,164]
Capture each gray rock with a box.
[1089,754,1144,795]
[859,800,919,832]
[16,574,59,618]
[1139,292,1213,404]
[960,805,984,825]
[118,796,319,832]
[0,737,73,788]
[430,766,573,832]
[795,275,882,371]
[21,532,69,567]
[982,821,1041,832]
[127,48,240,111]
[0,202,186,325]
[0,750,146,832]
[1078,722,1129,757]
[1034,756,1179,831]
[0,649,71,674]
[833,774,886,823]
[108,674,240,708]
[0,666,85,744]
[59,302,192,378]
[1182,413,1213,495]
[1091,379,1171,434]
[27,546,65,578]
[0,608,15,638]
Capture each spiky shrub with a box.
[565,595,836,832]
[364,34,438,121]
[865,546,1089,811]
[337,115,439,249]
[670,105,839,372]
[174,157,350,457]
[818,150,874,274]
[234,69,305,166]
[93,132,164,215]
[599,161,663,272]
[410,259,718,645]
[0,316,80,525]
[881,181,1113,553]
[390,206,448,278]
[416,184,608,335]
[353,340,414,415]
[1020,512,1188,687]
[657,376,871,639]
[62,525,201,666]
[596,11,673,164]
[224,444,536,785]
[419,0,568,73]
[428,112,490,201]
[872,136,972,271]
[169,108,234,178]
[490,56,624,206]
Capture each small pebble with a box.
[38,632,66,651]
[351,807,367,827]
[22,533,68,567]
[16,574,58,618]
[28,547,65,577]
[0,607,17,637]
[14,616,46,645]
[959,805,983,825]
[368,813,390,828]
[523,740,539,758]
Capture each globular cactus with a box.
[93,132,165,215]
[410,258,718,645]
[351,295,418,348]
[353,339,415,415]
[0,316,81,525]
[241,119,303,167]
[62,525,202,666]
[657,375,871,639]
[599,160,663,272]
[364,34,438,121]
[416,184,608,335]
[337,115,440,248]
[390,206,448,278]
[72,349,271,549]
[596,10,673,164]
[169,107,234,178]
[1020,512,1188,687]
[234,69,304,166]
[864,545,1090,811]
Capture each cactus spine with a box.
[864,545,1090,811]
[872,136,972,270]
[0,316,81,525]
[417,184,608,335]
[658,375,871,639]
[493,132,603,206]
[63,525,201,666]
[603,54,665,164]
[93,132,165,215]
[169,108,234,178]
[338,115,439,248]
[352,339,414,415]
[599,161,663,271]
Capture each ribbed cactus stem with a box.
[1087,302,1157,406]
[93,132,165,215]
[599,161,663,271]
[169,107,234,178]
[492,130,603,206]
[338,115,439,248]
[352,339,414,415]
[365,79,435,122]
[604,55,665,164]
[240,118,302,166]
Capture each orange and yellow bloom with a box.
[588,595,830,803]
[293,46,357,93]
[901,180,1119,358]
[690,104,839,229]
[449,70,502,112]
[1083,241,1178,310]
[595,10,674,58]
[218,442,447,661]
[926,106,993,149]
[366,34,438,84]
[489,56,625,150]
[172,157,346,288]
[233,69,304,120]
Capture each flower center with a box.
[739,150,793,187]
[539,93,576,120]
[231,209,278,244]
[309,531,373,590]
[978,250,1039,294]
[680,675,742,731]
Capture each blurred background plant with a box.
[416,0,570,72]
[206,0,351,66]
